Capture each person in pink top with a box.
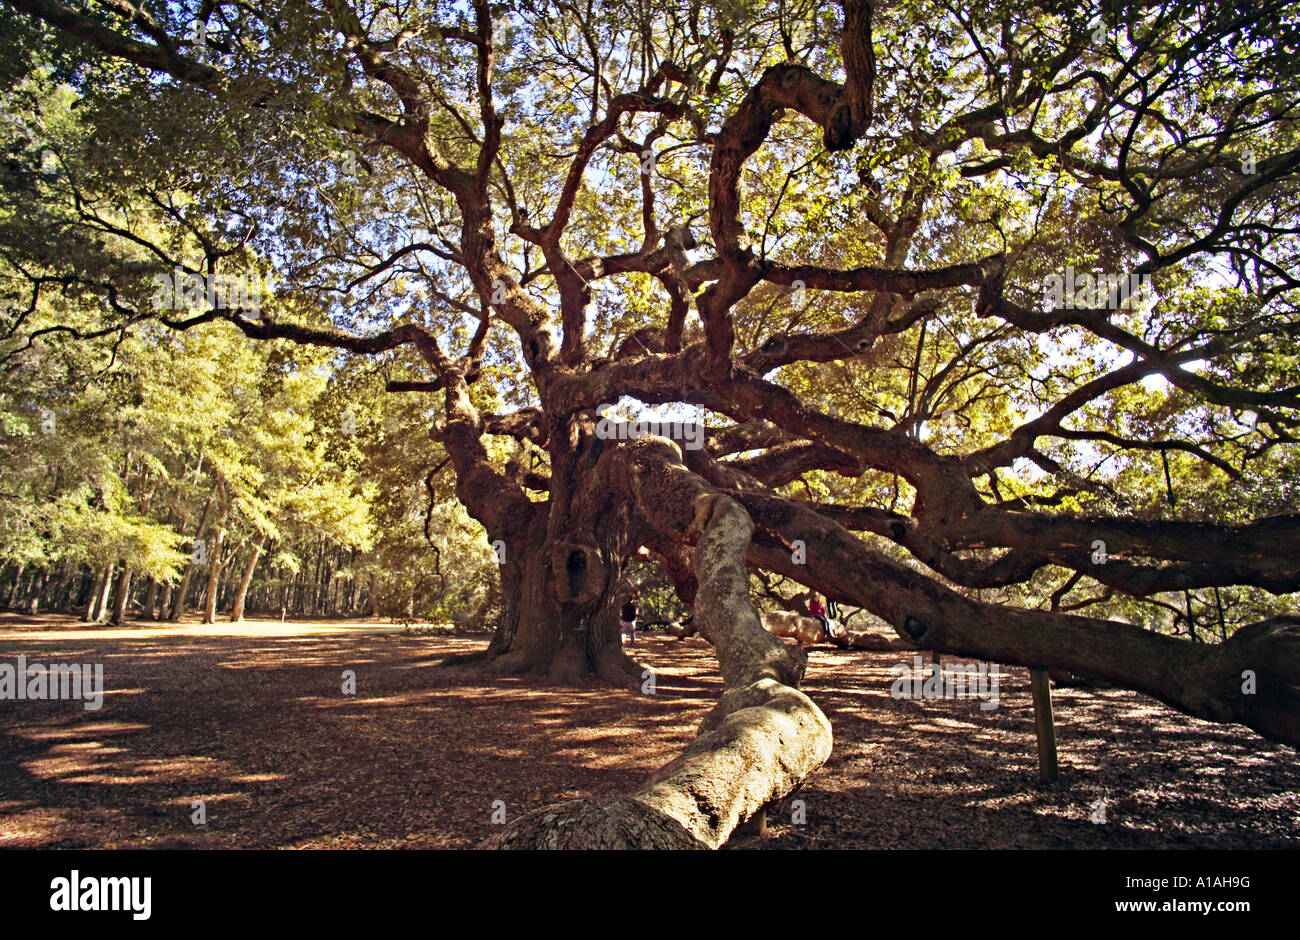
[809,594,827,633]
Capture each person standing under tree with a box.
[620,594,638,646]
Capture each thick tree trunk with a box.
[441,413,642,683]
[362,572,377,616]
[49,565,71,611]
[169,563,195,621]
[84,564,114,623]
[739,490,1300,749]
[454,524,640,684]
[202,525,226,625]
[109,566,132,624]
[310,537,324,615]
[170,491,217,622]
[26,570,46,614]
[6,563,23,609]
[762,610,842,648]
[141,578,159,620]
[485,439,830,849]
[216,551,237,612]
[230,533,267,622]
[72,567,93,611]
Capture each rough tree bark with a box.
[6,564,23,610]
[109,565,132,624]
[202,478,230,626]
[169,492,215,622]
[229,532,267,622]
[141,578,159,620]
[484,437,831,848]
[201,525,225,625]
[83,564,114,624]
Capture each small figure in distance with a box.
[620,592,638,646]
[809,593,828,636]
[810,594,847,644]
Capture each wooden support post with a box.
[1030,667,1059,784]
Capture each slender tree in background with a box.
[2,0,1299,846]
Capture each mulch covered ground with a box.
[0,613,1296,849]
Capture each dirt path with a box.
[1,614,1296,848]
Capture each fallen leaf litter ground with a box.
[1,613,1295,849]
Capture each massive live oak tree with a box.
[2,0,1299,847]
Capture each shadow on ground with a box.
[0,614,1295,848]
